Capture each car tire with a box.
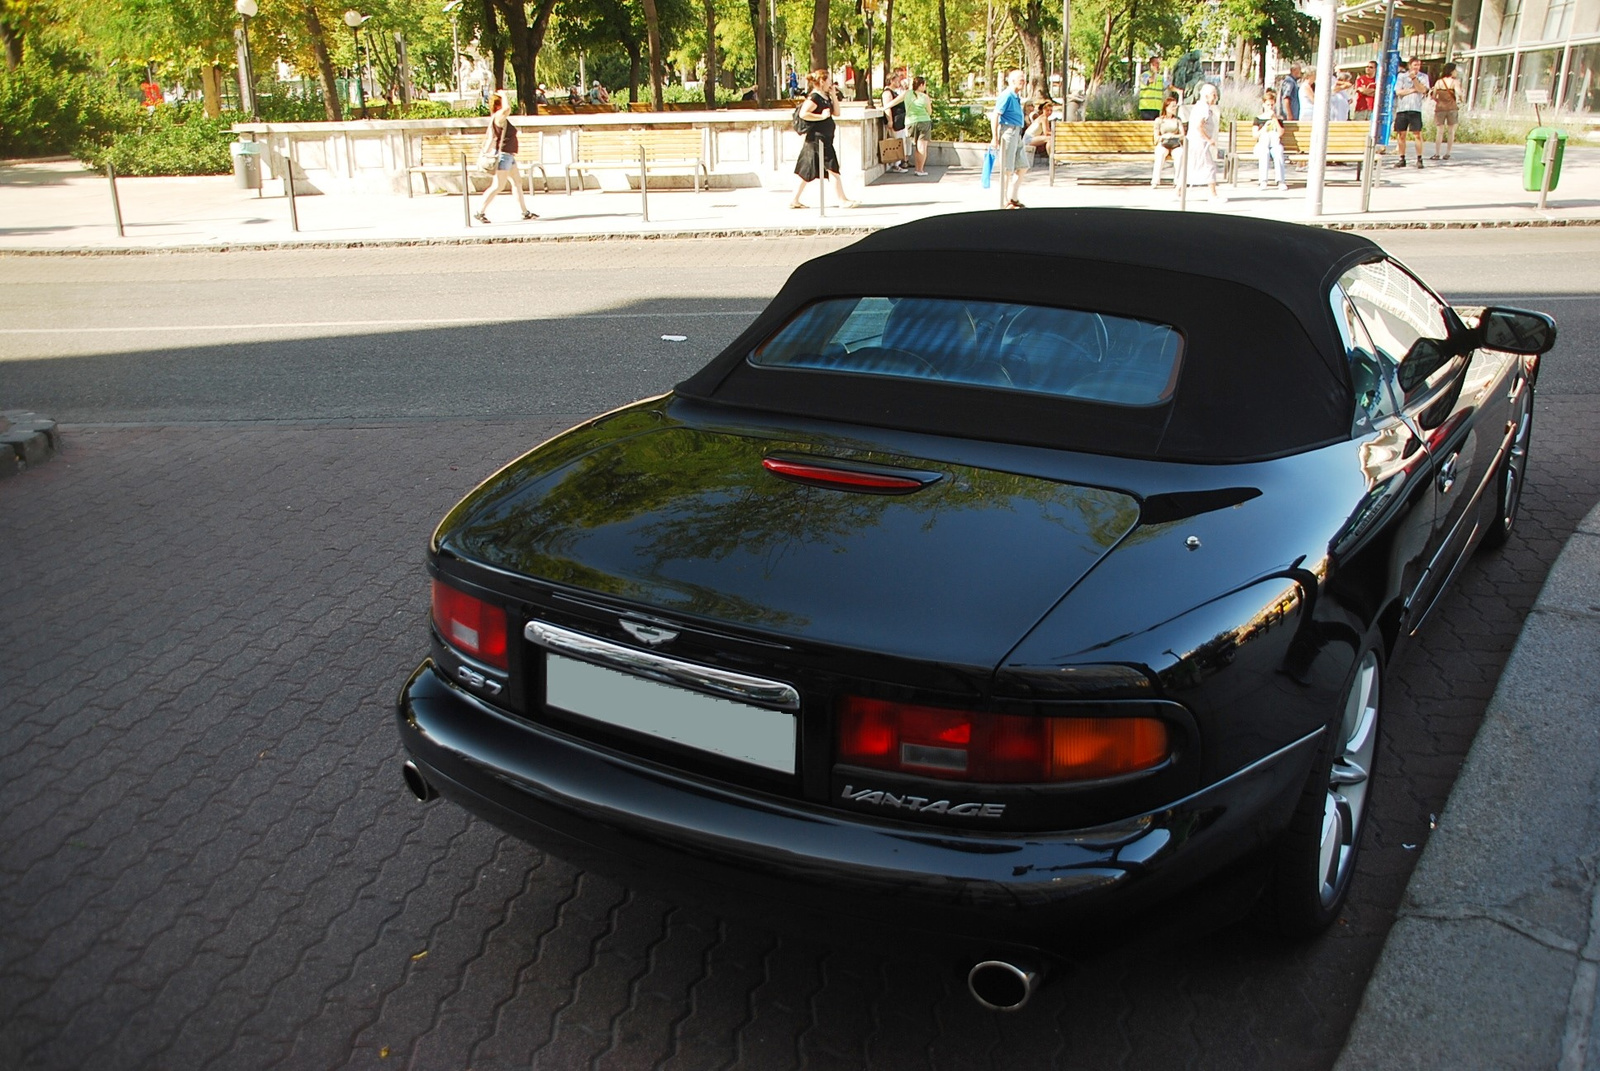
[1260,643,1383,938]
[1481,393,1533,551]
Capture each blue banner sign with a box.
[1372,16,1402,146]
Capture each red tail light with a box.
[838,696,1169,783]
[431,579,508,670]
[762,457,932,493]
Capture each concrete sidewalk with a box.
[1,141,1597,253]
[1338,500,1600,1070]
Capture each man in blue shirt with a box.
[990,69,1029,207]
[1278,63,1302,121]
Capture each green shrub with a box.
[257,93,331,123]
[77,105,236,175]
[0,61,135,158]
[1454,115,1592,145]
[653,82,746,106]
[393,100,455,119]
[931,106,991,141]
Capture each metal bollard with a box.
[286,158,299,232]
[462,154,472,227]
[1538,131,1558,211]
[817,139,826,218]
[639,145,649,222]
[107,163,125,238]
[1178,137,1188,212]
[1360,134,1377,213]
[999,140,1008,210]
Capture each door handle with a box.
[1437,452,1459,494]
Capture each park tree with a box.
[811,0,827,70]
[557,0,691,104]
[700,0,715,104]
[902,0,988,93]
[1120,0,1184,86]
[1000,0,1050,95]
[643,0,665,106]
[0,0,43,70]
[1071,0,1132,89]
[295,4,343,120]
[492,0,560,111]
[1190,0,1314,83]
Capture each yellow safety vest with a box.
[1139,74,1166,112]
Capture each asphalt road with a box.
[2,231,1598,1071]
[2,229,1596,424]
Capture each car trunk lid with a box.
[443,426,1140,671]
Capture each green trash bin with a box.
[1523,127,1566,192]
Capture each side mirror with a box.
[1477,306,1557,355]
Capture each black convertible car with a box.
[397,209,1555,1010]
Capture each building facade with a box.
[1335,0,1600,114]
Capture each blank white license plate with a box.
[545,654,797,774]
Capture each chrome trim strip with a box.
[525,620,801,711]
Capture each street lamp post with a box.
[443,0,463,99]
[344,10,371,119]
[235,0,259,120]
[863,0,879,99]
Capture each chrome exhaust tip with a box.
[402,760,437,802]
[967,959,1040,1011]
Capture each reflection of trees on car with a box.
[456,401,1142,606]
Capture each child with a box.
[1254,89,1286,190]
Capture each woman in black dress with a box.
[790,69,858,209]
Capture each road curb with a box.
[1336,497,1600,1069]
[0,411,62,478]
[0,214,1598,257]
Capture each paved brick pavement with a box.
[2,393,1596,1070]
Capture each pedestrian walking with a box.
[1150,97,1184,188]
[1186,81,1222,200]
[475,91,537,223]
[1431,63,1462,160]
[904,75,934,175]
[990,69,1029,208]
[1298,69,1316,127]
[881,70,911,172]
[790,69,858,209]
[1393,57,1429,168]
[1254,89,1287,189]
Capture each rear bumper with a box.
[396,660,1319,950]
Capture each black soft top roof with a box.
[676,209,1385,462]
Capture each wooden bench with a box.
[565,127,709,193]
[1047,121,1156,185]
[1226,120,1370,184]
[626,101,718,112]
[406,132,554,196]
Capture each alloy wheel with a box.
[1317,651,1380,908]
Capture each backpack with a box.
[792,101,810,135]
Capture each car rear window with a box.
[750,297,1184,407]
